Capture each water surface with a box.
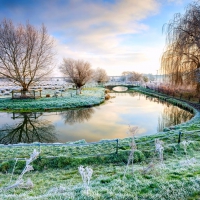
[0,92,193,144]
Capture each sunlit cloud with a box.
[0,0,192,75]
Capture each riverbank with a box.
[1,128,200,199]
[132,87,200,131]
[1,87,200,199]
[0,88,105,112]
[133,87,200,111]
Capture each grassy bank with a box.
[0,88,105,112]
[1,136,200,199]
[0,87,200,199]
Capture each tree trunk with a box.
[76,88,81,95]
[21,86,28,97]
[196,65,200,95]
[22,88,28,91]
[196,82,200,95]
[76,86,83,95]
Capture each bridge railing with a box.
[104,81,141,87]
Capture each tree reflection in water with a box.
[128,92,140,97]
[145,96,193,132]
[157,105,193,132]
[0,113,57,144]
[0,93,194,144]
[61,108,95,125]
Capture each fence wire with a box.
[0,129,200,162]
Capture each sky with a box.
[0,0,193,76]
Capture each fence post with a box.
[178,131,182,144]
[38,143,41,159]
[116,139,119,154]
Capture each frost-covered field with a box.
[0,87,200,199]
[0,80,67,96]
[1,132,200,199]
[0,87,105,111]
[0,80,99,98]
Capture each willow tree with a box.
[161,1,200,93]
[0,19,54,94]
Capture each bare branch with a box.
[60,58,93,94]
[93,67,109,84]
[0,19,55,93]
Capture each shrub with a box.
[0,160,14,173]
[105,89,110,94]
[105,94,111,100]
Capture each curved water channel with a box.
[0,91,194,144]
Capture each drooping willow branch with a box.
[161,1,200,93]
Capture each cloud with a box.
[167,0,183,4]
[0,0,161,75]
[50,0,159,53]
[17,0,157,55]
[54,37,164,76]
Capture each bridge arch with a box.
[105,84,138,91]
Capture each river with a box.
[0,91,193,144]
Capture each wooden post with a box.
[178,131,182,144]
[116,139,119,154]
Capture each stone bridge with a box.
[105,84,139,91]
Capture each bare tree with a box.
[161,1,200,94]
[128,72,142,82]
[122,71,131,76]
[121,71,142,82]
[121,71,129,81]
[0,19,54,95]
[142,75,149,83]
[93,67,109,84]
[60,58,93,94]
